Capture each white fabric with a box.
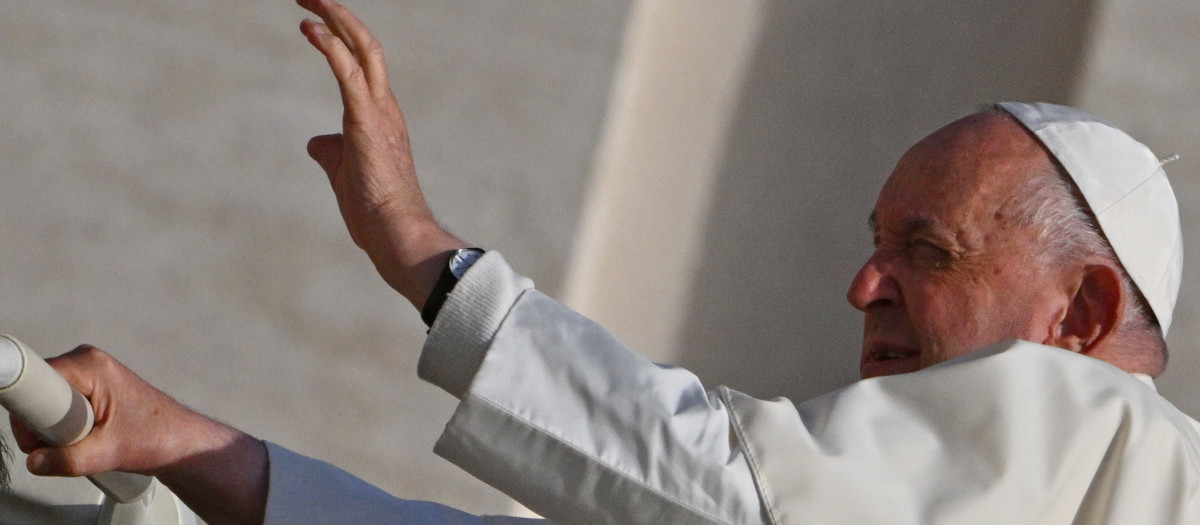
[262,443,544,525]
[426,253,1200,524]
[430,291,764,525]
[728,342,1200,523]
[997,102,1183,333]
[263,252,1200,524]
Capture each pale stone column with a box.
[510,0,763,517]
[561,0,765,363]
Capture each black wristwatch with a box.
[421,248,485,327]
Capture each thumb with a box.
[306,133,345,176]
[26,433,115,477]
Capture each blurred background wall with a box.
[0,0,1195,518]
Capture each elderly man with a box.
[10,0,1198,524]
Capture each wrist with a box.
[150,410,253,480]
[369,223,468,310]
[421,247,485,326]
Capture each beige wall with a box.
[0,0,1197,517]
[1073,0,1200,415]
[576,0,1200,417]
[0,0,627,516]
[575,0,1097,402]
[680,0,1097,401]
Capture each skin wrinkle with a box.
[850,112,1083,379]
[852,108,1166,379]
[988,110,1166,372]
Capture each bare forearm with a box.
[153,414,268,525]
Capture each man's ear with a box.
[1055,264,1124,353]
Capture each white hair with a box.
[1007,138,1166,358]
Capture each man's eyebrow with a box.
[868,212,941,236]
[904,217,937,234]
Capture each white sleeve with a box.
[420,252,767,525]
[262,442,547,525]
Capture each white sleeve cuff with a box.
[418,251,534,398]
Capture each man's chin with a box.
[860,355,923,379]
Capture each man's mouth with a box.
[860,343,921,378]
[873,349,914,360]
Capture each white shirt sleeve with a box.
[267,250,1200,524]
[418,252,1200,525]
[421,252,766,525]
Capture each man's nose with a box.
[847,254,899,311]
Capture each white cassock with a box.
[258,251,1200,524]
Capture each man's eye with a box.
[909,240,952,267]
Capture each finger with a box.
[300,19,373,115]
[27,437,114,477]
[9,413,45,454]
[306,134,345,175]
[322,1,392,98]
[296,0,358,55]
[297,0,390,97]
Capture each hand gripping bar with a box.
[0,334,154,503]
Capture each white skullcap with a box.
[997,102,1183,335]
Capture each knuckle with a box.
[68,343,105,361]
[365,38,384,57]
[63,344,114,371]
[346,67,370,91]
[13,434,41,454]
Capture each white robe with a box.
[265,251,1200,524]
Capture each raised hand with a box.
[298,0,466,309]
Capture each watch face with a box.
[449,249,484,279]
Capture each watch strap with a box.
[421,248,484,327]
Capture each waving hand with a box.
[298,0,466,309]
